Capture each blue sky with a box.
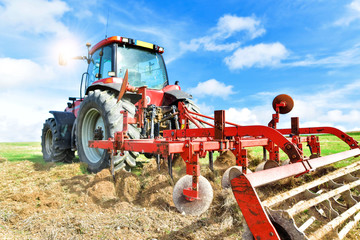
[1,0,360,141]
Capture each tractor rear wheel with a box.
[182,99,206,128]
[76,90,140,173]
[41,118,74,162]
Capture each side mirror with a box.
[58,42,91,66]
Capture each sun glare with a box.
[54,38,83,66]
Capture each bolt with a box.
[269,232,274,236]
[185,144,189,147]
[292,154,296,158]
[286,145,292,149]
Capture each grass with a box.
[0,142,43,163]
[0,142,85,175]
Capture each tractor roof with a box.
[90,36,164,55]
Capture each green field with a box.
[0,142,43,163]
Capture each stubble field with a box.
[1,133,360,239]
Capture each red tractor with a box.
[41,36,201,172]
[41,36,360,238]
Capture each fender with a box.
[86,83,142,104]
[85,82,122,95]
[163,89,192,106]
[49,111,76,150]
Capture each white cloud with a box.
[216,14,265,39]
[98,15,107,25]
[181,37,241,52]
[195,102,215,116]
[188,79,235,99]
[0,90,68,142]
[325,110,360,123]
[196,79,360,132]
[0,58,55,87]
[180,14,265,53]
[270,81,360,131]
[225,107,259,125]
[224,42,289,69]
[69,0,98,19]
[0,57,83,142]
[288,44,360,68]
[0,0,70,36]
[335,0,360,26]
[75,9,93,19]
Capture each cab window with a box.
[117,45,168,89]
[86,45,113,88]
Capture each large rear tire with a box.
[41,118,74,162]
[182,99,206,128]
[76,90,140,173]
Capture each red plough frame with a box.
[89,99,360,239]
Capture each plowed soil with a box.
[0,152,244,240]
[1,150,358,240]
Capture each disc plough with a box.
[88,92,360,239]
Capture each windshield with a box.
[117,46,168,89]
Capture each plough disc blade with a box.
[230,161,360,239]
[173,175,213,216]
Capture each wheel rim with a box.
[45,128,53,156]
[81,108,106,163]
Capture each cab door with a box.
[86,45,114,89]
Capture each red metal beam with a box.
[278,127,359,149]
[245,149,360,188]
[231,173,280,239]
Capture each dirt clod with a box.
[88,180,118,206]
[138,173,174,208]
[94,168,113,182]
[115,170,140,202]
[214,150,236,168]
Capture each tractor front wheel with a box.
[76,90,140,173]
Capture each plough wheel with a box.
[173,175,213,215]
[255,160,280,172]
[272,94,294,114]
[222,166,252,189]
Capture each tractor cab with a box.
[85,36,168,92]
[51,35,195,174]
